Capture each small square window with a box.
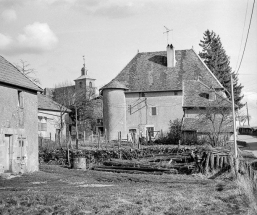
[151,107,157,115]
[174,92,178,95]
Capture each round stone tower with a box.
[100,80,128,141]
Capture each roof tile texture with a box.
[0,55,42,91]
[102,49,223,92]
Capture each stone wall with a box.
[0,84,38,173]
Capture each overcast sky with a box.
[0,0,256,125]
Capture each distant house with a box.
[100,44,232,141]
[0,55,42,174]
[38,94,70,142]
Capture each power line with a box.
[235,0,249,71]
[236,0,256,74]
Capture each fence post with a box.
[98,131,100,149]
[118,131,121,149]
[105,128,107,145]
[84,131,86,145]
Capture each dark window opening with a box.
[147,127,154,137]
[18,91,24,108]
[129,129,137,134]
[151,107,157,115]
[139,92,145,97]
[79,82,82,88]
[199,93,209,99]
[89,82,92,88]
[174,91,178,95]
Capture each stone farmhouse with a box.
[0,55,42,174]
[38,93,70,142]
[100,44,233,141]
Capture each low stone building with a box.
[0,55,42,174]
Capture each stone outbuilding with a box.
[100,44,230,141]
[0,55,42,174]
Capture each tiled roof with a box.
[182,80,231,107]
[75,75,96,81]
[100,80,129,90]
[0,55,42,91]
[182,117,233,133]
[102,48,223,92]
[38,94,71,112]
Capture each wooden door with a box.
[4,135,12,172]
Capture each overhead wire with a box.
[235,0,249,71]
[236,0,256,74]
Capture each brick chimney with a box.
[167,44,175,68]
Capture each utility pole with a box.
[246,102,250,126]
[231,74,237,158]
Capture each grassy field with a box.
[0,165,256,215]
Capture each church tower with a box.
[74,57,96,96]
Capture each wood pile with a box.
[39,145,257,177]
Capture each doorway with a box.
[4,135,12,172]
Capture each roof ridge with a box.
[0,55,42,91]
[191,48,223,89]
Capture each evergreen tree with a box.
[199,30,244,109]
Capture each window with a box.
[38,117,47,131]
[199,93,209,99]
[139,92,145,97]
[146,127,154,137]
[79,82,82,88]
[18,91,24,108]
[89,81,92,88]
[174,91,178,95]
[129,129,137,134]
[151,107,157,115]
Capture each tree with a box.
[167,119,182,144]
[52,81,99,149]
[195,94,233,147]
[16,60,41,85]
[199,30,244,109]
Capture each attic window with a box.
[199,93,209,99]
[89,81,92,88]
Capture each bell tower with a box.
[74,56,96,96]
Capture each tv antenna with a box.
[163,26,173,44]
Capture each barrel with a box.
[72,157,86,169]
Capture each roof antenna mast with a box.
[163,26,173,45]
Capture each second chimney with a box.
[167,44,175,68]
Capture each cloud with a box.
[94,3,136,19]
[0,22,58,55]
[0,33,12,49]
[38,0,141,19]
[1,9,17,22]
[0,0,25,8]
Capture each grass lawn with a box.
[0,165,256,215]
